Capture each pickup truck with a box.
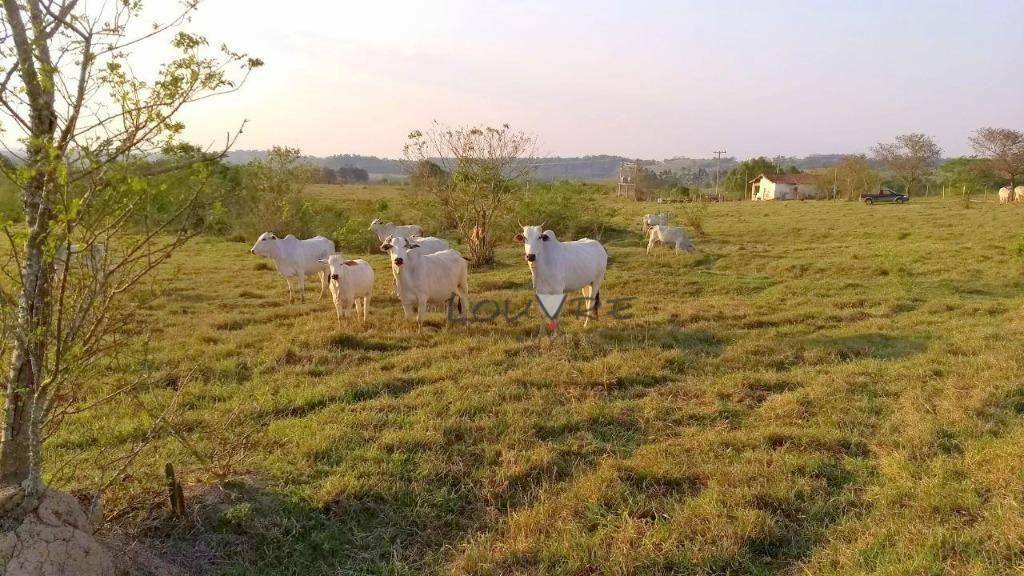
[861,189,908,204]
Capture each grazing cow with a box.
[515,225,607,327]
[380,236,469,324]
[1016,186,1024,202]
[369,218,423,242]
[647,225,696,254]
[250,232,334,302]
[319,255,373,326]
[407,235,449,255]
[54,242,106,284]
[641,213,670,233]
[1000,187,1013,204]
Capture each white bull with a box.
[407,236,449,255]
[1016,186,1024,202]
[250,232,335,302]
[381,236,469,324]
[647,225,696,254]
[369,219,423,242]
[319,255,373,325]
[515,225,607,327]
[1000,187,1013,203]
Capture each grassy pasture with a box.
[50,189,1024,575]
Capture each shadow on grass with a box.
[804,332,928,361]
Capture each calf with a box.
[380,236,469,324]
[319,255,373,326]
[647,225,696,254]
[369,218,423,242]
[250,232,335,302]
[515,225,607,326]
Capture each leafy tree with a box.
[872,133,942,196]
[336,166,370,183]
[814,155,882,200]
[405,123,535,266]
[723,157,793,198]
[937,157,1003,196]
[968,127,1024,189]
[0,0,259,516]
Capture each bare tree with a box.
[969,127,1024,189]
[872,133,942,197]
[0,1,260,519]
[404,123,536,266]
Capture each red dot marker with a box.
[547,321,557,330]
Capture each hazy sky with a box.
[165,0,1024,160]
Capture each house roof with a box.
[750,173,819,185]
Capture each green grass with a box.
[48,192,1024,574]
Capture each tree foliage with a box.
[404,123,535,266]
[0,0,259,516]
[872,133,942,196]
[968,127,1024,189]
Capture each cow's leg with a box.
[417,297,428,324]
[647,236,656,255]
[296,274,306,303]
[587,276,604,326]
[284,277,295,303]
[334,302,343,329]
[361,296,369,322]
[319,270,329,301]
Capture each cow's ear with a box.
[380,243,391,252]
[513,233,525,244]
[540,234,549,241]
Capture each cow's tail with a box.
[593,289,601,312]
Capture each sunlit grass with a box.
[48,192,1024,574]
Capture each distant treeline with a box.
[223,150,892,183]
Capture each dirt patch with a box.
[0,489,115,576]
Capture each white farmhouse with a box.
[750,173,822,201]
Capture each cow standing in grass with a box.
[515,225,607,327]
[369,218,423,243]
[381,236,470,325]
[647,225,696,254]
[250,232,335,302]
[319,255,374,326]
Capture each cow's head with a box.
[251,232,277,256]
[318,254,345,283]
[380,235,419,270]
[368,218,384,232]
[515,225,551,264]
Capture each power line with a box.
[713,150,727,199]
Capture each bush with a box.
[515,181,614,240]
[678,200,709,235]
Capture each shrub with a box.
[679,200,709,235]
[515,181,614,240]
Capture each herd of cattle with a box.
[249,214,697,326]
[998,186,1024,203]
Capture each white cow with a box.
[319,255,373,326]
[647,225,696,254]
[407,235,449,255]
[1000,187,1013,204]
[1015,186,1024,202]
[641,213,670,233]
[369,219,423,242]
[54,242,106,284]
[250,232,335,302]
[515,225,607,326]
[380,235,469,324]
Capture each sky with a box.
[152,0,1024,160]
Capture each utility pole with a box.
[713,150,726,200]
